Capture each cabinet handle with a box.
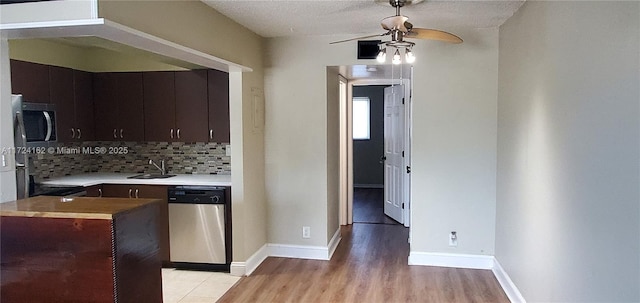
[177,128,181,139]
[209,129,213,140]
[170,128,174,139]
[77,128,81,139]
[120,129,124,139]
[98,188,102,197]
[135,189,139,199]
[128,188,132,198]
[113,129,117,139]
[71,128,75,139]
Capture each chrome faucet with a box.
[149,159,166,175]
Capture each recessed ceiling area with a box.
[340,64,412,81]
[202,0,525,38]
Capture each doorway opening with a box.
[352,85,399,225]
[336,64,412,229]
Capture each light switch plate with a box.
[226,145,231,156]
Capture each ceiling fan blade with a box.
[405,28,463,43]
[329,33,388,45]
[381,15,409,32]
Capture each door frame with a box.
[340,77,412,227]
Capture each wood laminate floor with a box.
[353,188,400,225]
[218,224,509,303]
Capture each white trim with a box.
[268,243,330,260]
[90,0,98,19]
[408,251,495,269]
[353,184,383,189]
[327,228,342,259]
[229,243,269,277]
[492,258,527,303]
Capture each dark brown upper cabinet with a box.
[93,72,144,141]
[175,70,208,142]
[207,69,230,143]
[73,70,95,141]
[143,72,175,142]
[50,67,95,142]
[10,59,50,103]
[144,70,208,142]
[49,66,74,142]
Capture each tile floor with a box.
[162,268,241,303]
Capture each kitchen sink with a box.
[127,174,176,179]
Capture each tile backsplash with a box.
[31,141,230,181]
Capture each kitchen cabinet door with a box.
[135,185,170,264]
[49,66,75,143]
[143,72,175,142]
[10,59,50,103]
[73,70,95,141]
[99,184,170,263]
[101,184,134,198]
[207,69,230,143]
[93,73,119,141]
[84,185,103,197]
[117,73,144,141]
[175,70,208,142]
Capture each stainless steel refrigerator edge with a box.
[12,94,29,199]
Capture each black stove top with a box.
[30,184,86,197]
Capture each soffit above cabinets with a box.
[1,18,252,73]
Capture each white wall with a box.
[410,29,499,256]
[0,38,17,202]
[264,28,499,253]
[496,1,640,302]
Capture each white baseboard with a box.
[327,228,341,259]
[492,258,526,303]
[229,243,269,277]
[354,184,383,189]
[268,243,330,260]
[408,251,495,269]
[232,231,342,276]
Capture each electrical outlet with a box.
[302,226,311,239]
[449,231,458,247]
[1,154,6,167]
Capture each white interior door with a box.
[383,85,405,224]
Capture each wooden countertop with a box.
[0,196,161,219]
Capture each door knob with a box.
[379,156,387,163]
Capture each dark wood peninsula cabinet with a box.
[50,66,95,142]
[144,70,208,142]
[10,59,50,103]
[94,72,144,141]
[208,69,230,143]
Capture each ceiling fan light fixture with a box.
[376,47,387,63]
[405,48,416,63]
[392,48,402,65]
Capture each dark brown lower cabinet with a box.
[101,184,171,264]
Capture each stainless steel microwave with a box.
[12,95,58,147]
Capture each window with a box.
[353,97,370,140]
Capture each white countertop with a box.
[40,173,231,187]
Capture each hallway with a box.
[218,224,508,302]
[353,188,401,225]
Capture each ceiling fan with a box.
[331,0,462,64]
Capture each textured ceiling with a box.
[202,0,525,38]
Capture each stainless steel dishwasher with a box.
[168,186,230,270]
